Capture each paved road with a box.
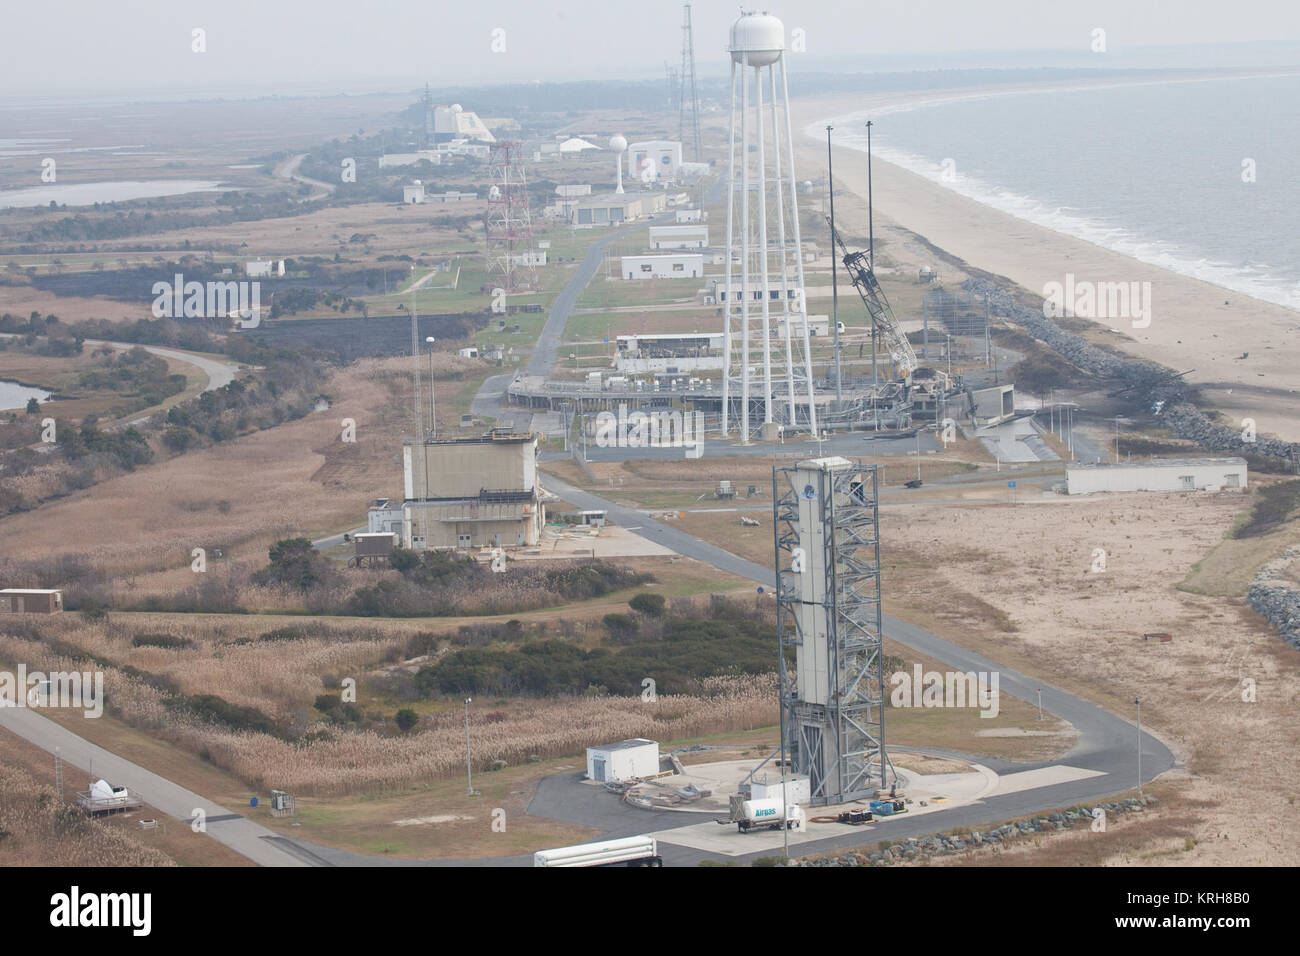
[273,152,337,201]
[0,706,312,867]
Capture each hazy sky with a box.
[5,0,1299,96]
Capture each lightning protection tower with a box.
[485,140,535,295]
[773,456,895,804]
[724,10,818,441]
[678,2,702,162]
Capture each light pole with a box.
[464,696,474,795]
[1036,687,1043,721]
[1135,696,1143,800]
[425,336,437,438]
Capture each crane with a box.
[828,218,918,380]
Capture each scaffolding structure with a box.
[484,141,535,295]
[773,457,894,804]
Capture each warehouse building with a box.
[648,224,709,249]
[572,194,643,228]
[621,253,704,280]
[675,207,705,223]
[1066,458,1247,496]
[401,430,547,550]
[586,739,660,783]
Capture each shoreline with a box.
[785,81,1300,444]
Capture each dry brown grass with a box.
[0,355,482,583]
[0,760,177,867]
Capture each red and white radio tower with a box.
[484,141,535,296]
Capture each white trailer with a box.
[533,835,662,867]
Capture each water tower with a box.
[609,134,628,194]
[723,11,818,442]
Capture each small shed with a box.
[586,738,659,783]
[354,532,398,565]
[0,589,63,614]
[576,510,606,528]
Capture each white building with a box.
[508,249,547,267]
[621,253,704,280]
[244,259,284,278]
[433,104,495,143]
[707,277,800,303]
[627,140,683,182]
[403,181,426,204]
[558,137,599,154]
[1066,458,1247,496]
[615,332,724,373]
[586,739,659,783]
[675,207,705,223]
[648,224,709,250]
[677,161,710,180]
[555,184,592,198]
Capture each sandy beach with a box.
[772,83,1300,444]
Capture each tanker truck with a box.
[724,796,805,833]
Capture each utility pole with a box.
[826,125,841,408]
[1135,697,1143,800]
[867,121,878,402]
[425,336,437,438]
[464,697,474,795]
[865,120,875,268]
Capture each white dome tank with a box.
[609,134,628,152]
[730,12,785,67]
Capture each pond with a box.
[0,379,52,411]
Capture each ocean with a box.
[819,71,1300,312]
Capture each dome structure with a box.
[609,134,628,152]
[729,11,785,67]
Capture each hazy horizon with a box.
[3,1,1299,100]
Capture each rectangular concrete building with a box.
[586,739,659,783]
[401,430,547,550]
[648,224,709,249]
[621,253,703,279]
[1066,458,1247,495]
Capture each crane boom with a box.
[828,219,917,379]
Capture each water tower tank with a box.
[729,12,785,67]
[609,134,628,152]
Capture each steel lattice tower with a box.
[773,456,895,804]
[678,2,702,162]
[485,141,535,295]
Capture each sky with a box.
[3,0,1299,97]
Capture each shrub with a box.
[131,633,195,650]
[603,613,640,643]
[394,708,419,733]
[314,694,341,713]
[629,593,666,617]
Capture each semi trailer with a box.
[533,835,662,867]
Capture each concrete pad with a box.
[989,765,1105,796]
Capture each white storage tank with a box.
[586,738,659,782]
